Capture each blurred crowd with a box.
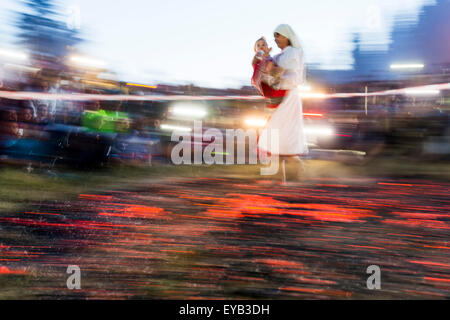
[0,74,167,170]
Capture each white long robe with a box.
[258,46,308,156]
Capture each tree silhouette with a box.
[16,0,81,71]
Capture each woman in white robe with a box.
[258,24,308,157]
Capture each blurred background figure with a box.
[36,103,52,125]
[18,103,35,124]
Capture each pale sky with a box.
[0,0,435,88]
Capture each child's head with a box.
[254,37,268,53]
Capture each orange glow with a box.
[423,245,450,250]
[424,277,450,283]
[255,259,304,269]
[79,194,115,201]
[409,260,450,267]
[25,212,62,216]
[126,82,157,89]
[316,184,349,188]
[280,287,324,294]
[279,287,352,297]
[0,266,27,275]
[296,277,337,285]
[378,182,413,187]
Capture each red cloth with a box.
[251,59,287,108]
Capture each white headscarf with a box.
[274,24,301,49]
[273,24,306,87]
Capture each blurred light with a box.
[172,105,207,118]
[0,48,28,61]
[97,72,118,81]
[404,89,440,96]
[70,56,106,68]
[299,92,327,99]
[390,63,424,70]
[126,83,157,89]
[160,124,192,132]
[4,63,40,73]
[298,84,312,91]
[304,126,334,136]
[81,79,117,89]
[378,182,413,187]
[335,133,352,137]
[244,118,267,127]
[303,113,323,117]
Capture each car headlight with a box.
[171,104,207,119]
[160,124,192,132]
[244,118,267,128]
[304,126,334,136]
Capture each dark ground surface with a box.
[0,161,449,299]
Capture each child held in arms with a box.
[251,37,287,108]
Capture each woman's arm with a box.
[275,47,305,90]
